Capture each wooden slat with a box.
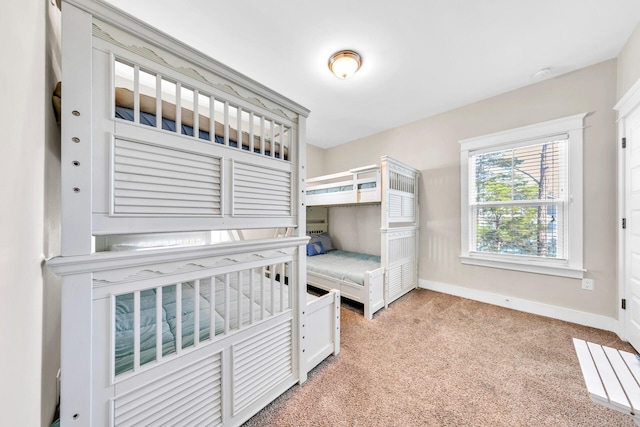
[115,156,217,178]
[156,286,163,362]
[249,269,255,325]
[114,164,216,184]
[115,181,221,197]
[176,283,182,353]
[114,172,221,190]
[237,271,243,330]
[208,277,216,339]
[587,341,631,411]
[133,291,141,370]
[233,184,291,198]
[115,138,222,166]
[620,351,640,385]
[604,346,640,411]
[115,147,218,173]
[224,274,230,334]
[234,196,290,207]
[114,197,219,209]
[260,267,266,320]
[192,89,199,139]
[175,81,182,134]
[193,279,200,347]
[233,161,290,177]
[155,74,162,130]
[115,189,220,203]
[573,339,608,400]
[114,206,220,215]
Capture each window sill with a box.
[460,255,585,279]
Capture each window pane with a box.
[473,140,567,203]
[473,149,513,202]
[474,204,563,258]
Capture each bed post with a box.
[296,115,309,383]
[60,1,93,256]
[380,157,390,307]
[59,3,95,426]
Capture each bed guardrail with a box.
[306,165,381,205]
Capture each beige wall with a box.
[318,60,619,318]
[618,22,640,100]
[328,205,381,255]
[306,143,325,179]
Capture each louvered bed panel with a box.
[113,353,223,427]
[233,161,292,217]
[383,228,418,305]
[113,138,222,216]
[232,320,293,415]
[386,161,418,224]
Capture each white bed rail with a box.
[306,164,381,206]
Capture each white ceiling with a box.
[104,0,640,149]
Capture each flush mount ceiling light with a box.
[328,50,362,79]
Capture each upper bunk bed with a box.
[305,156,420,319]
[47,1,340,426]
[306,156,419,226]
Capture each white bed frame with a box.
[48,1,339,426]
[306,157,420,319]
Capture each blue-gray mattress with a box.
[115,273,296,375]
[306,250,381,286]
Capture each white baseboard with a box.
[419,279,621,335]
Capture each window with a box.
[459,114,586,278]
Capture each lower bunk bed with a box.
[305,227,417,320]
[306,245,384,321]
[48,238,339,426]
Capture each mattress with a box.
[306,250,381,286]
[115,106,286,160]
[115,272,310,375]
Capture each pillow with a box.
[306,241,325,256]
[309,232,333,251]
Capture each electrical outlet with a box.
[582,278,594,290]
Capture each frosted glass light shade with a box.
[328,50,362,79]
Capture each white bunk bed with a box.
[47,1,339,426]
[306,157,420,320]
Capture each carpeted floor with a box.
[244,289,636,427]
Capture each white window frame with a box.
[459,113,586,278]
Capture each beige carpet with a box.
[244,289,636,427]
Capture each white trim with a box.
[419,279,619,334]
[614,78,640,343]
[460,255,585,279]
[459,114,585,277]
[459,113,585,151]
[616,114,627,341]
[615,77,640,119]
